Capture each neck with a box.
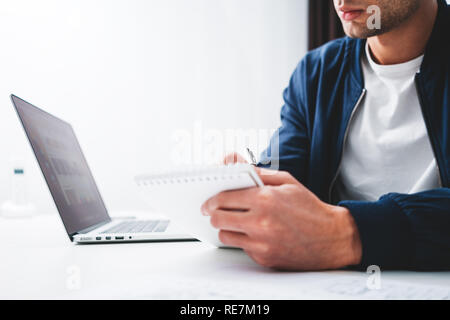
[367,0,438,65]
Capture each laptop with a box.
[11,94,195,244]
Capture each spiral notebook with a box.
[135,164,263,247]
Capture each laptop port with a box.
[96,237,101,240]
[115,236,124,240]
[105,236,111,240]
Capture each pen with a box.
[246,147,257,165]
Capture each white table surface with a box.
[1,212,449,300]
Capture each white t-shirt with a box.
[336,43,441,202]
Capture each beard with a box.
[340,0,422,39]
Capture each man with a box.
[201,0,450,271]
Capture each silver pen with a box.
[246,147,257,165]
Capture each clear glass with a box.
[1,158,35,218]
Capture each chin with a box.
[343,26,375,39]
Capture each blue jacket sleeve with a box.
[339,188,450,271]
[258,62,310,183]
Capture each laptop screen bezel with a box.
[10,94,112,239]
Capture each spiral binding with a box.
[135,163,253,187]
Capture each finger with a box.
[202,188,260,212]
[208,209,252,233]
[223,152,247,165]
[218,230,260,251]
[254,167,301,186]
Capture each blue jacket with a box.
[259,0,450,270]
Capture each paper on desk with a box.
[64,272,450,300]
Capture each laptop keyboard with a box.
[101,220,170,234]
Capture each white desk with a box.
[1,212,449,299]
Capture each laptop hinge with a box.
[71,219,112,238]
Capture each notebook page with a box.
[135,164,262,247]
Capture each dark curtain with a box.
[308,0,345,50]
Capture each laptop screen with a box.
[11,95,110,236]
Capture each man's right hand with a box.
[223,152,248,165]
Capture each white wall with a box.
[0,0,308,214]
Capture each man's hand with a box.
[201,168,362,271]
[223,152,248,165]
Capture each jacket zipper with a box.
[328,88,367,203]
[414,74,445,187]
